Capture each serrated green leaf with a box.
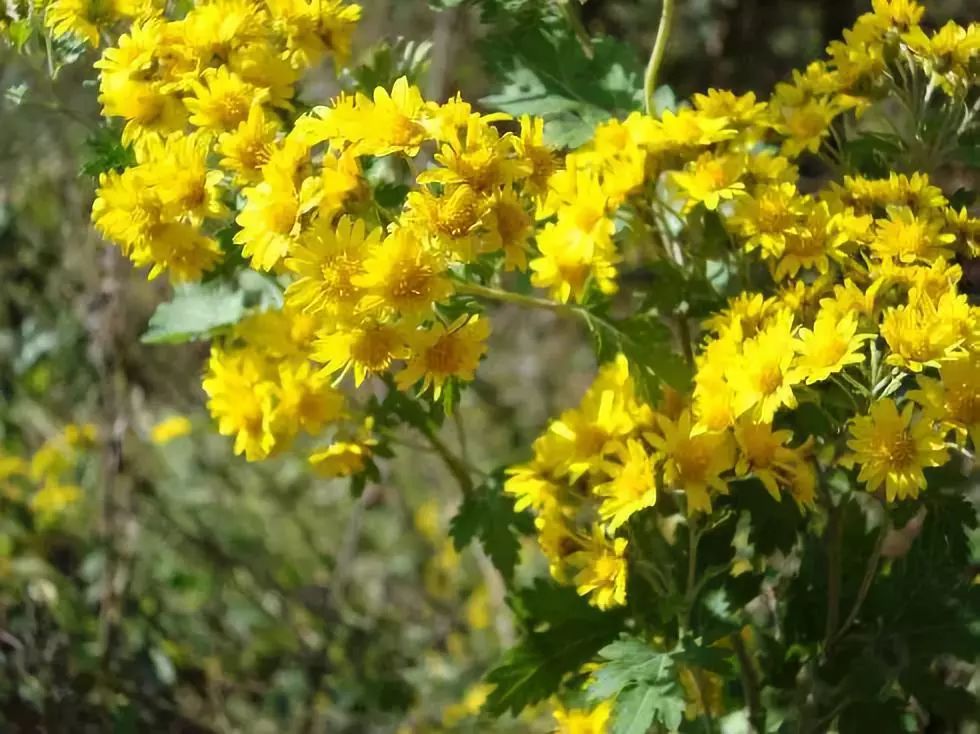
[482,614,622,716]
[611,684,658,734]
[449,469,533,580]
[589,638,672,699]
[479,19,654,148]
[141,282,247,344]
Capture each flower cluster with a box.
[0,423,96,523]
[89,0,361,281]
[506,0,979,611]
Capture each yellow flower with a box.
[402,184,487,262]
[395,315,490,398]
[150,415,192,445]
[234,164,302,271]
[647,410,734,514]
[793,311,871,384]
[880,289,969,372]
[728,182,804,258]
[352,76,429,157]
[671,152,746,211]
[553,699,613,734]
[45,0,118,46]
[530,219,618,304]
[594,439,658,531]
[769,85,842,158]
[145,132,227,223]
[570,527,628,610]
[652,108,737,149]
[31,482,83,518]
[218,104,280,184]
[872,206,956,264]
[504,460,558,514]
[267,0,361,68]
[272,359,346,437]
[728,312,801,422]
[202,346,277,461]
[312,321,407,386]
[909,356,980,450]
[185,66,268,132]
[486,188,534,271]
[418,116,528,193]
[353,229,453,321]
[844,399,948,501]
[309,441,370,478]
[734,420,814,505]
[513,114,559,199]
[773,200,845,280]
[285,215,379,319]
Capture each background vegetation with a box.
[0,0,976,732]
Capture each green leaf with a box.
[611,685,658,734]
[482,589,623,716]
[449,469,534,581]
[588,636,686,734]
[585,312,692,403]
[479,18,652,148]
[589,638,672,699]
[80,124,136,178]
[141,281,247,344]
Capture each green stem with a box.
[826,515,889,651]
[732,632,766,733]
[643,0,676,115]
[456,281,576,317]
[822,495,842,646]
[417,423,475,498]
[557,0,594,59]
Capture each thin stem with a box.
[417,423,475,497]
[643,0,676,115]
[456,281,576,317]
[677,314,696,368]
[557,0,594,59]
[827,516,890,651]
[685,514,699,602]
[822,496,842,646]
[732,632,766,733]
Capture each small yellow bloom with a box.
[845,399,948,501]
[151,416,192,445]
[793,311,871,384]
[595,439,658,531]
[395,315,490,399]
[570,526,628,610]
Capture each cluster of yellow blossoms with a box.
[72,0,979,612]
[88,0,360,281]
[506,0,980,611]
[0,424,96,523]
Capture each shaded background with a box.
[0,1,975,732]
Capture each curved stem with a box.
[826,516,889,651]
[643,0,676,115]
[455,281,577,317]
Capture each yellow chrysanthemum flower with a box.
[844,399,948,501]
[395,315,490,399]
[312,320,407,386]
[570,527,628,610]
[285,215,379,320]
[647,410,734,514]
[353,229,453,321]
[909,356,980,450]
[793,311,871,384]
[594,439,658,531]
